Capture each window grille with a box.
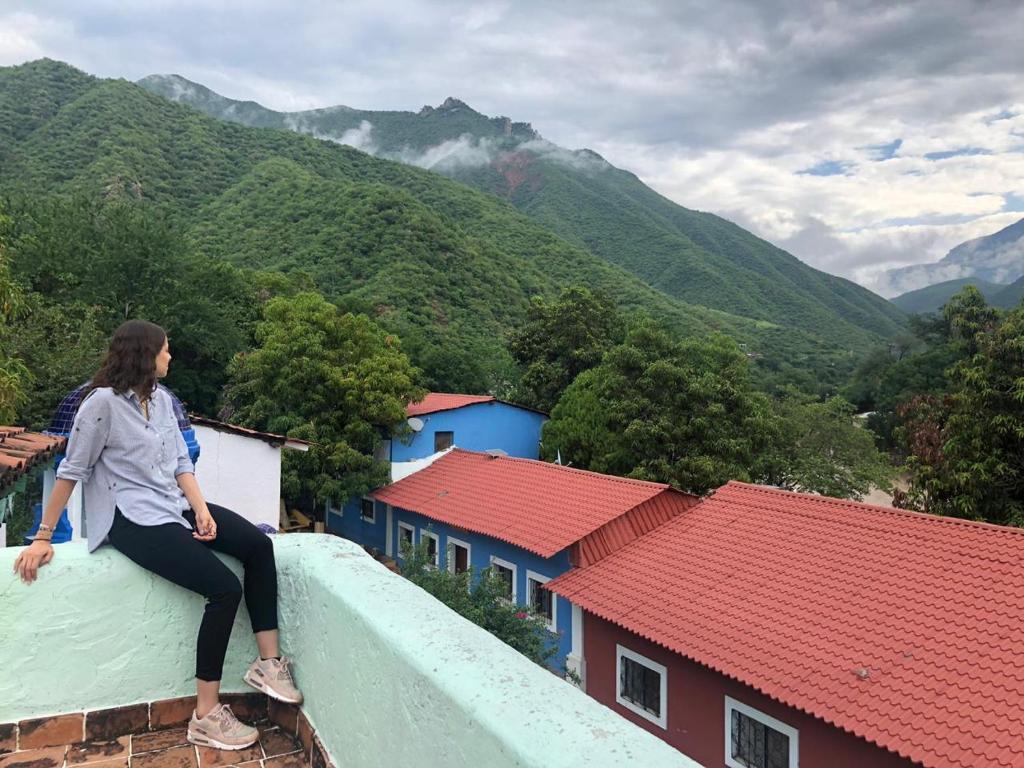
[619,656,661,718]
[730,709,790,768]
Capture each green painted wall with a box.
[1,535,700,767]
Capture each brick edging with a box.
[1,694,333,768]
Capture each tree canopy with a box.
[507,286,625,411]
[542,318,893,499]
[5,196,259,420]
[542,320,777,494]
[0,208,29,423]
[224,292,425,507]
[897,293,1024,525]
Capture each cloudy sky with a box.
[2,0,1023,295]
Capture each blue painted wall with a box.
[393,402,546,462]
[327,496,389,554]
[384,505,573,672]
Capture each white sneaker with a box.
[187,703,259,750]
[243,656,303,704]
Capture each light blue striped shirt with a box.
[56,386,195,552]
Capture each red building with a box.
[549,482,1024,768]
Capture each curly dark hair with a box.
[89,320,167,398]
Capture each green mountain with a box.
[991,276,1024,309]
[891,277,1007,314]
[884,216,1024,294]
[138,73,906,346]
[1,60,879,394]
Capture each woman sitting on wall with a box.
[13,320,302,751]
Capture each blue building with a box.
[328,393,547,551]
[367,448,699,672]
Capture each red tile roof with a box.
[548,481,1024,768]
[372,448,693,557]
[0,427,66,495]
[406,393,495,416]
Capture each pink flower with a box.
[515,611,529,619]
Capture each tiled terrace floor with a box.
[1,695,315,768]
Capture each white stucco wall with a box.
[193,425,282,530]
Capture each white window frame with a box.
[396,522,415,560]
[615,644,668,730]
[724,696,799,768]
[489,555,518,603]
[446,536,472,574]
[420,529,440,569]
[360,496,376,524]
[526,570,557,632]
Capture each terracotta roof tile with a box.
[0,427,65,494]
[372,448,690,557]
[548,481,1024,768]
[406,393,496,416]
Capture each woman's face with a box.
[155,338,171,379]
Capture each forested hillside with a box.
[3,60,876,395]
[891,277,1006,314]
[140,71,907,347]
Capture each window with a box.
[421,530,439,568]
[615,645,667,729]
[360,497,376,523]
[527,570,557,631]
[489,556,517,602]
[397,522,414,559]
[447,537,471,574]
[725,697,798,768]
[373,439,392,462]
[434,430,454,452]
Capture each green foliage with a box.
[0,59,900,396]
[507,286,625,411]
[542,319,776,494]
[6,296,106,430]
[759,394,893,500]
[897,297,1024,525]
[890,277,1007,315]
[4,195,256,416]
[542,317,894,499]
[224,293,426,504]
[842,312,961,448]
[0,208,30,422]
[139,67,907,356]
[400,535,557,667]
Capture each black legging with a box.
[107,503,279,681]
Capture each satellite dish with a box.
[484,448,508,458]
[407,417,425,432]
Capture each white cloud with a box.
[395,134,495,171]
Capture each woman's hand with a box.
[193,507,218,541]
[13,540,55,584]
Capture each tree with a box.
[400,535,557,667]
[224,292,425,509]
[541,319,776,494]
[898,304,1024,525]
[842,306,960,449]
[7,296,107,430]
[759,394,893,500]
[6,195,255,414]
[507,286,625,411]
[0,208,30,423]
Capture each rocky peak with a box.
[418,97,476,117]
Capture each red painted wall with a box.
[582,612,918,768]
